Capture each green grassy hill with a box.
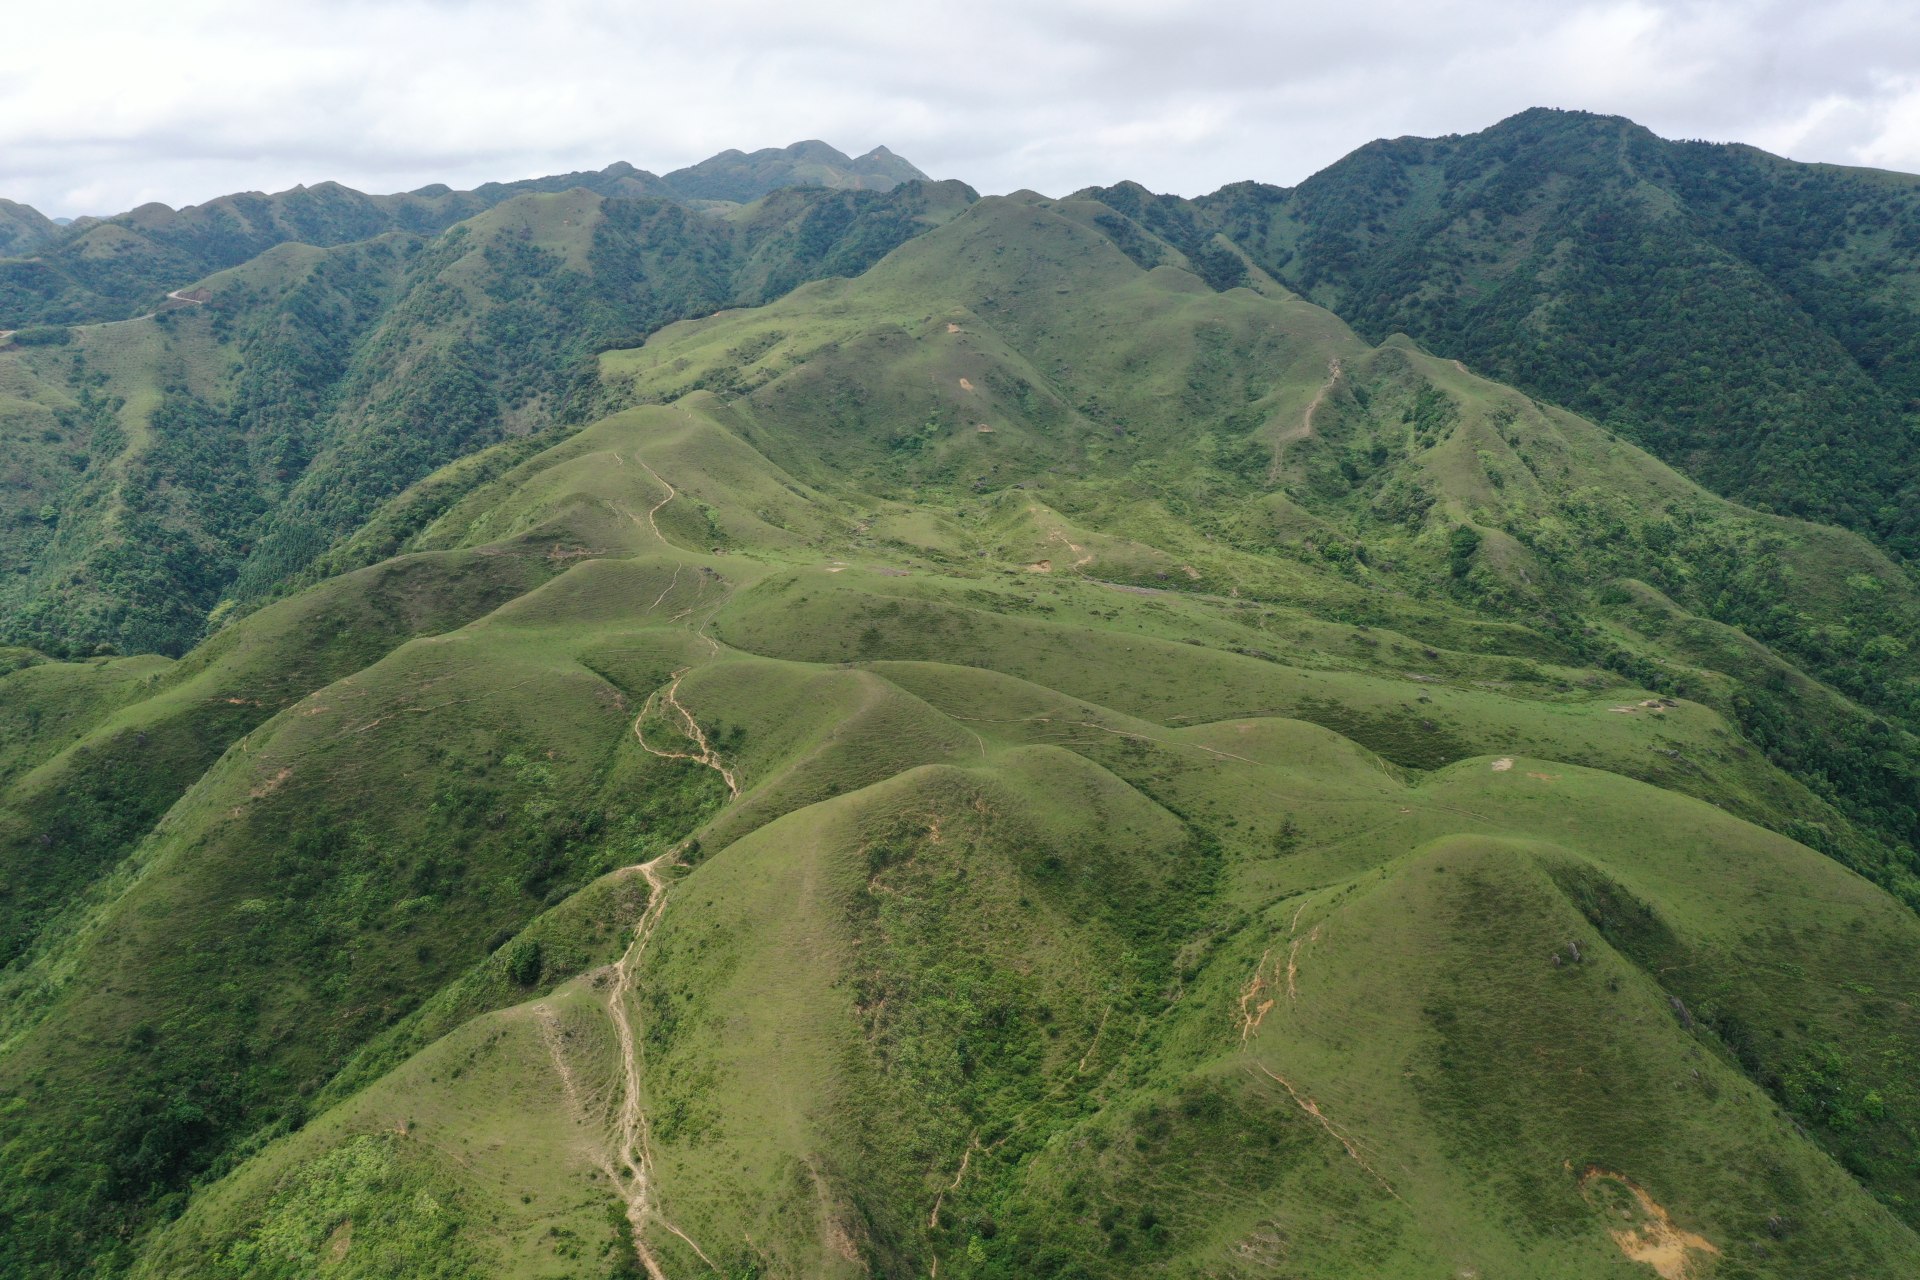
[0,199,58,258]
[0,180,975,660]
[1085,108,1920,560]
[4,187,1920,1277]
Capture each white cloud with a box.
[1,0,1917,217]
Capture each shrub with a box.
[504,939,543,986]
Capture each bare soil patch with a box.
[1581,1168,1719,1279]
[1237,950,1277,1042]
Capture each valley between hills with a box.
[3,118,1920,1278]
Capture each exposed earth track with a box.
[1269,356,1342,478]
[1253,1063,1399,1199]
[603,850,720,1277]
[634,670,740,798]
[635,458,679,544]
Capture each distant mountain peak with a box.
[781,139,848,160]
[661,140,929,204]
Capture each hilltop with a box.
[662,141,928,203]
[0,198,59,257]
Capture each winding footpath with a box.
[1268,356,1343,479]
[604,850,717,1277]
[607,448,739,1271]
[633,672,741,798]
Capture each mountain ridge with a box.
[1083,106,1920,558]
[0,178,974,660]
[0,140,931,328]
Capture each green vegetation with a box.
[0,176,973,659]
[4,133,1920,1278]
[660,140,927,204]
[0,142,928,328]
[1089,107,1920,558]
[0,197,59,258]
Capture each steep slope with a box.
[0,180,975,659]
[4,192,1920,1278]
[0,142,930,327]
[1091,107,1920,557]
[0,198,59,258]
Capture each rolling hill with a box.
[3,181,1920,1279]
[662,142,927,204]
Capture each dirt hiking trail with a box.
[634,671,740,798]
[603,850,718,1277]
[1269,356,1342,479]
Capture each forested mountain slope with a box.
[0,141,929,327]
[0,178,973,658]
[3,189,1920,1278]
[1087,107,1920,557]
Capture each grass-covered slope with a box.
[0,180,974,660]
[0,198,59,258]
[1090,108,1920,559]
[602,193,1920,882]
[5,191,1920,1279]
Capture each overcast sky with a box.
[3,0,1918,218]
